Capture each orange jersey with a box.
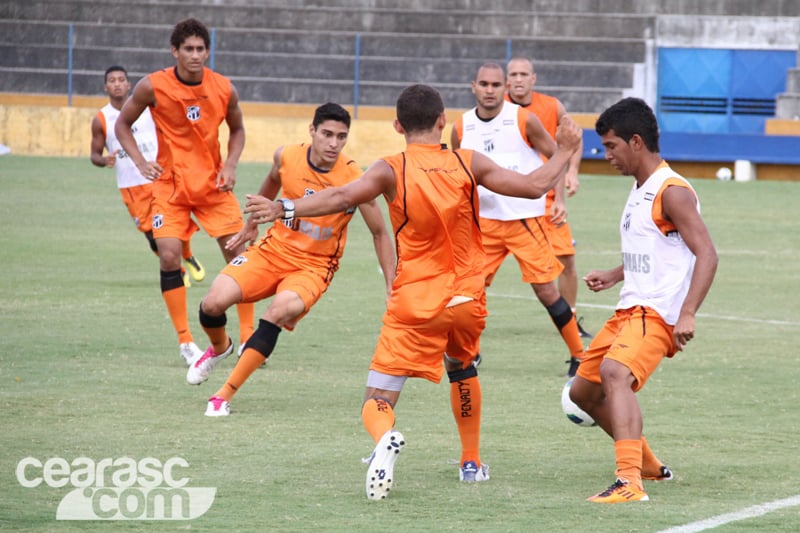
[255,143,362,279]
[148,66,231,202]
[381,143,484,324]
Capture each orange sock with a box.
[641,436,663,474]
[450,375,482,465]
[181,240,192,261]
[163,286,192,344]
[361,398,395,443]
[560,315,585,359]
[213,347,266,402]
[201,323,229,355]
[236,303,255,345]
[614,439,643,490]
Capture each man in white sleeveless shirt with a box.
[570,98,718,504]
[451,63,586,377]
[90,65,206,365]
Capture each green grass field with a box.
[1,154,799,532]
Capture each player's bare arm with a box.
[116,78,162,180]
[217,84,245,192]
[357,199,397,298]
[474,115,580,199]
[524,110,556,158]
[661,185,719,350]
[245,160,395,222]
[583,265,624,292]
[224,146,284,251]
[449,123,461,149]
[556,100,582,196]
[90,116,116,168]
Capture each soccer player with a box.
[90,65,206,297]
[570,98,718,503]
[451,63,586,377]
[115,19,254,367]
[243,84,582,499]
[506,56,593,343]
[186,102,396,416]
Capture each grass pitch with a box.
[1,155,799,532]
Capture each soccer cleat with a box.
[184,256,206,282]
[179,341,203,366]
[643,465,674,481]
[577,316,593,339]
[459,461,490,482]
[205,395,231,417]
[587,479,649,504]
[565,356,581,378]
[365,430,405,500]
[186,340,234,385]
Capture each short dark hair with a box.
[170,18,210,50]
[595,97,660,152]
[312,102,351,129]
[396,84,444,133]
[104,65,127,83]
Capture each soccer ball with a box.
[716,167,733,181]
[561,377,596,427]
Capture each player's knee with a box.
[199,304,227,328]
[447,363,478,383]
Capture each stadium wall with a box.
[2,94,797,181]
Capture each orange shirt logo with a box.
[186,106,200,121]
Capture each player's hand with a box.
[137,161,163,181]
[225,217,260,250]
[243,194,283,224]
[583,269,620,292]
[565,173,579,197]
[551,200,567,226]
[217,165,236,192]
[556,115,582,153]
[104,151,118,168]
[672,313,696,352]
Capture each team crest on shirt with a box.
[622,212,631,232]
[483,138,494,153]
[303,188,316,197]
[230,255,248,266]
[186,105,201,121]
[152,214,163,229]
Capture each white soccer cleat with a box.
[179,342,203,366]
[205,395,231,417]
[459,460,490,482]
[186,340,234,385]
[365,430,405,500]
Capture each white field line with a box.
[486,293,800,327]
[656,495,800,533]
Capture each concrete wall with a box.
[0,96,599,166]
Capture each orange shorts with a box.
[370,297,487,384]
[120,183,155,233]
[481,216,564,286]
[542,195,575,257]
[151,189,243,241]
[220,241,330,327]
[576,306,677,391]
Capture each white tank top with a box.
[617,165,698,325]
[99,103,158,189]
[459,102,545,220]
